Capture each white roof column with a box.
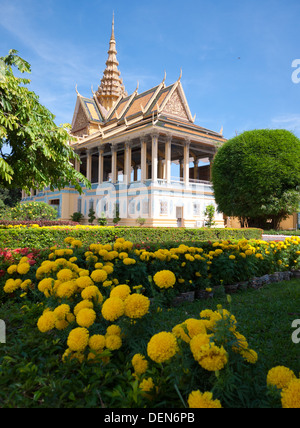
[151,133,158,182]
[184,139,190,186]
[140,138,147,182]
[111,145,118,183]
[165,136,172,184]
[124,140,132,184]
[86,150,92,182]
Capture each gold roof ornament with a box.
[96,12,127,111]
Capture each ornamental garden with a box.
[1,221,300,408]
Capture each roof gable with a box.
[71,96,104,133]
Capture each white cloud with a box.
[271,114,300,134]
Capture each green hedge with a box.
[0,227,262,250]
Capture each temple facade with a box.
[22,16,227,227]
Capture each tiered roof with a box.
[70,16,226,148]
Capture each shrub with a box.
[70,212,84,223]
[1,202,58,221]
[0,226,263,250]
[98,212,108,226]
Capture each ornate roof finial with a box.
[111,11,115,41]
[96,13,127,111]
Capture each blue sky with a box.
[1,0,300,139]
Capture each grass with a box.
[0,279,299,407]
[153,279,300,374]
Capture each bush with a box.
[0,220,79,228]
[98,212,108,226]
[0,226,263,250]
[70,212,84,223]
[212,129,300,230]
[1,202,58,221]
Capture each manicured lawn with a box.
[154,279,300,374]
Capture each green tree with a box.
[0,50,90,193]
[204,204,216,228]
[88,206,96,224]
[211,129,300,230]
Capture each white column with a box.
[98,148,104,184]
[111,146,117,183]
[183,140,190,186]
[141,139,147,182]
[86,150,92,182]
[165,137,171,184]
[151,134,158,182]
[124,141,132,184]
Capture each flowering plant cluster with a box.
[1,236,300,407]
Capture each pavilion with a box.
[22,16,227,227]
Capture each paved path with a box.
[262,234,294,241]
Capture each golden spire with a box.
[96,13,127,111]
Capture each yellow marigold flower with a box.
[232,331,249,352]
[64,237,75,244]
[139,377,155,393]
[81,286,103,303]
[173,319,207,344]
[106,324,122,337]
[53,304,70,320]
[132,354,148,376]
[241,348,258,364]
[74,300,94,316]
[190,334,211,360]
[71,240,82,248]
[245,249,253,256]
[147,331,178,364]
[95,263,104,269]
[110,284,131,300]
[67,327,89,352]
[21,279,32,290]
[105,334,122,351]
[76,308,96,328]
[56,280,77,299]
[123,257,136,265]
[102,265,114,275]
[56,268,74,283]
[153,270,176,289]
[124,294,150,319]
[17,262,30,275]
[101,297,125,321]
[4,278,20,294]
[119,252,128,260]
[281,379,300,408]
[38,278,54,293]
[188,390,222,409]
[76,276,94,289]
[37,311,57,333]
[55,319,69,330]
[197,344,228,372]
[267,366,296,390]
[229,255,236,260]
[91,269,108,283]
[7,265,17,274]
[79,269,90,277]
[89,334,106,351]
